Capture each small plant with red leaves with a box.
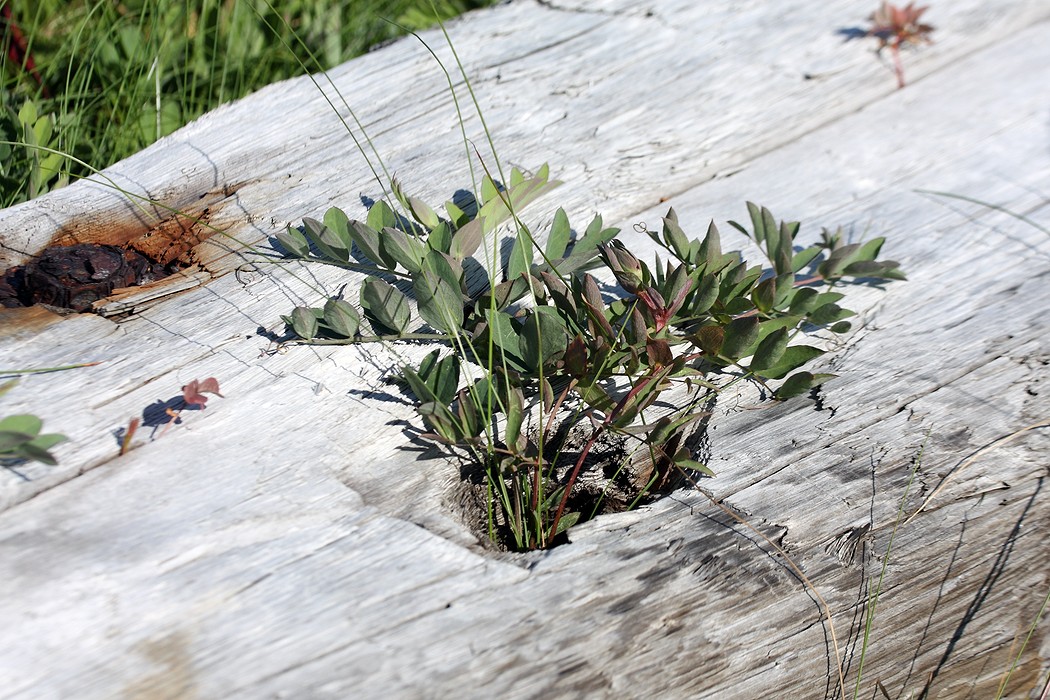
[868,2,935,88]
[159,378,224,437]
[181,378,224,408]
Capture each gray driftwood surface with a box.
[2,1,1049,697]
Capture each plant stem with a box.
[546,374,655,541]
[914,189,1050,237]
[853,438,926,698]
[903,420,1050,526]
[994,582,1050,699]
[0,362,102,376]
[294,333,451,346]
[891,43,906,88]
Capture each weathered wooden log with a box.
[1,0,1048,697]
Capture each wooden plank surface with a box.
[1,0,1049,697]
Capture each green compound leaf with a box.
[348,220,390,268]
[519,306,568,370]
[545,207,572,260]
[754,345,825,380]
[775,371,836,400]
[275,225,310,258]
[276,194,906,551]
[323,298,361,338]
[413,252,464,333]
[360,278,411,335]
[749,327,789,373]
[289,306,319,340]
[0,413,43,438]
[720,316,760,360]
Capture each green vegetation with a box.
[259,18,905,552]
[2,0,908,557]
[0,0,496,207]
[278,186,904,550]
[0,379,66,464]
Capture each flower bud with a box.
[599,241,647,294]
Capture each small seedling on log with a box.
[159,377,225,437]
[867,2,934,88]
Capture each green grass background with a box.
[0,0,496,208]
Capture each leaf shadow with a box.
[140,394,204,434]
[837,26,869,42]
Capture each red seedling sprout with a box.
[182,377,224,407]
[119,418,140,456]
[867,2,935,88]
[160,378,224,437]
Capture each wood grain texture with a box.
[0,0,1048,698]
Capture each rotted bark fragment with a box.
[0,244,172,312]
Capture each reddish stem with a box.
[533,382,573,520]
[546,374,654,543]
[891,43,906,89]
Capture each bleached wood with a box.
[0,1,1048,698]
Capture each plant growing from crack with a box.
[276,183,904,550]
[867,2,934,88]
